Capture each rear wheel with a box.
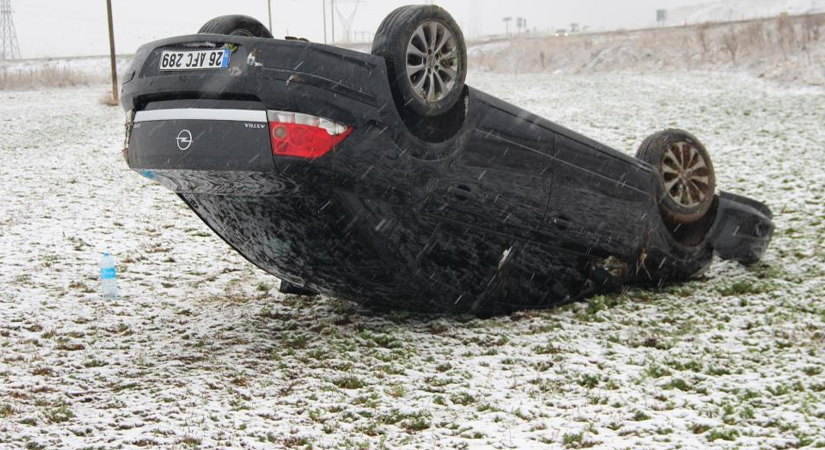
[372,6,467,118]
[637,129,716,224]
[198,15,273,38]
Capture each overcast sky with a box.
[12,0,711,58]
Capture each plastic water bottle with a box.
[100,253,118,300]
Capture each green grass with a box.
[181,435,202,447]
[435,362,452,372]
[450,392,476,406]
[359,331,401,349]
[645,364,672,379]
[403,415,431,432]
[387,384,406,398]
[563,431,584,447]
[44,405,74,424]
[691,423,712,434]
[379,409,431,432]
[706,428,740,442]
[333,376,367,390]
[533,343,560,355]
[803,366,823,376]
[578,374,601,389]
[665,378,692,392]
[83,359,107,368]
[632,411,652,421]
[283,333,309,350]
[718,279,770,296]
[582,294,625,320]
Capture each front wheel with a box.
[372,5,467,118]
[637,129,717,225]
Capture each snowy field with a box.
[1,72,824,449]
[669,0,825,25]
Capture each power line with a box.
[1,0,21,60]
[469,0,482,38]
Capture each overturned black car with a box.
[121,6,774,315]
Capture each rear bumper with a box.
[121,35,415,196]
[131,106,273,168]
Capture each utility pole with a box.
[468,0,482,38]
[0,0,21,60]
[322,0,327,44]
[330,0,335,43]
[267,0,273,34]
[106,0,118,103]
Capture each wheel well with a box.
[661,196,719,248]
[399,85,469,145]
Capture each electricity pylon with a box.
[1,0,21,60]
[333,0,361,43]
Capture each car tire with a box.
[279,280,319,297]
[636,129,717,224]
[372,5,467,118]
[198,15,273,38]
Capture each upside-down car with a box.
[121,6,774,314]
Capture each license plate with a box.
[159,49,230,71]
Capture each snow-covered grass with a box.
[0,57,132,91]
[1,72,824,449]
[472,13,825,87]
[669,0,825,25]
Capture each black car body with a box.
[121,31,773,314]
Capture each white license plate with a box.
[159,49,230,71]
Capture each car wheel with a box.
[198,15,273,38]
[637,129,717,224]
[278,280,319,297]
[372,5,467,118]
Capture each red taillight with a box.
[267,111,352,159]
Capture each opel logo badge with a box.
[176,129,193,151]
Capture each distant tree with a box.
[801,14,822,51]
[683,35,694,70]
[777,13,796,60]
[723,30,740,62]
[697,24,711,62]
[743,22,766,49]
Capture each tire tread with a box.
[636,129,716,224]
[198,15,273,38]
[372,6,467,118]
